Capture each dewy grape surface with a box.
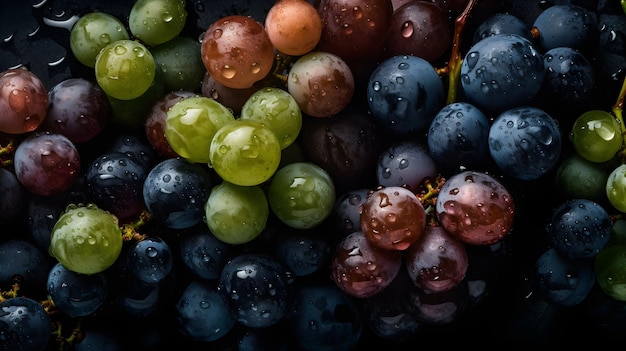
[0,0,626,350]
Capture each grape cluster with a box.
[1,0,626,350]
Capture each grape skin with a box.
[264,0,322,56]
[0,68,48,134]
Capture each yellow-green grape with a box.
[209,119,282,186]
[204,182,269,244]
[240,87,303,150]
[49,203,123,275]
[151,36,204,92]
[267,162,335,229]
[129,0,188,46]
[595,244,626,301]
[70,11,130,68]
[95,39,156,100]
[165,96,235,163]
[606,164,626,212]
[569,110,623,163]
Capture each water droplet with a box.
[401,21,414,38]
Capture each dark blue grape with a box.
[179,229,232,280]
[0,296,51,351]
[427,102,491,173]
[126,236,173,285]
[175,280,236,342]
[331,188,370,238]
[111,274,162,318]
[219,253,292,328]
[0,239,50,295]
[460,34,545,113]
[488,106,561,180]
[546,198,612,259]
[376,140,438,193]
[472,13,532,44]
[274,227,331,277]
[367,55,445,135]
[142,157,213,229]
[107,132,158,169]
[85,151,148,221]
[534,247,595,306]
[288,284,362,351]
[47,262,107,317]
[542,46,596,107]
[532,4,598,52]
[0,168,25,226]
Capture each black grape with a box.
[179,228,233,280]
[126,236,173,285]
[532,4,599,52]
[542,46,596,109]
[0,168,25,225]
[107,132,159,169]
[331,188,370,238]
[488,106,561,180]
[0,239,51,296]
[0,297,51,351]
[47,262,107,317]
[460,34,545,113]
[472,12,533,44]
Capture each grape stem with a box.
[443,0,479,104]
[120,210,150,241]
[0,138,16,167]
[613,76,626,161]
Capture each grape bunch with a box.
[0,0,626,350]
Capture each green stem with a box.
[446,0,479,104]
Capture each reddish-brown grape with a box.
[0,68,48,135]
[145,90,197,158]
[360,186,426,251]
[265,0,322,56]
[200,15,275,89]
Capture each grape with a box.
[405,225,468,294]
[47,262,107,317]
[382,1,452,63]
[13,131,81,196]
[0,297,51,351]
[0,168,25,225]
[126,236,173,284]
[219,253,292,328]
[532,4,598,52]
[273,224,332,277]
[367,55,444,135]
[569,110,623,163]
[331,188,370,237]
[0,68,48,134]
[288,284,362,351]
[460,34,545,113]
[316,0,393,61]
[471,13,532,44]
[488,106,562,181]
[145,90,197,158]
[554,152,608,202]
[201,72,258,115]
[0,240,50,295]
[49,203,123,275]
[406,279,468,325]
[435,170,515,246]
[204,181,269,245]
[95,39,156,100]
[606,164,626,213]
[287,51,355,118]
[534,247,595,307]
[267,162,336,229]
[175,280,237,342]
[142,157,213,229]
[376,140,438,193]
[179,228,232,280]
[359,186,426,251]
[427,102,490,174]
[541,46,596,107]
[129,0,188,46]
[69,11,130,68]
[40,78,109,144]
[200,15,275,89]
[546,198,612,259]
[264,0,322,56]
[107,132,159,169]
[164,95,235,164]
[209,119,282,186]
[595,245,626,301]
[240,87,302,150]
[150,36,204,92]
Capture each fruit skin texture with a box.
[49,204,123,275]
[129,0,187,46]
[264,0,322,56]
[0,68,48,134]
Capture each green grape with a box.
[610,219,626,246]
[240,87,303,150]
[49,203,123,275]
[209,119,282,186]
[70,11,130,68]
[129,0,188,46]
[204,181,269,244]
[554,152,608,202]
[165,96,235,163]
[151,36,204,92]
[95,39,156,100]
[267,162,335,229]
[569,110,623,163]
[606,164,626,212]
[595,244,626,301]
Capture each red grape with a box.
[0,68,48,135]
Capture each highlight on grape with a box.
[0,0,625,349]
